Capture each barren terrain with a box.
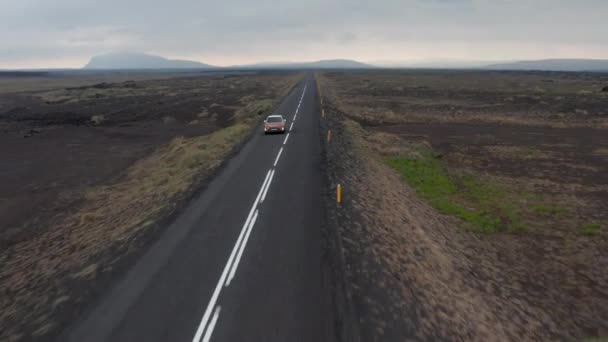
[318,70,608,341]
[0,71,300,341]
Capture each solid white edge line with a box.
[258,169,274,203]
[193,83,308,342]
[289,121,294,131]
[202,306,221,342]
[260,170,274,203]
[222,168,270,283]
[273,147,284,167]
[192,170,270,342]
[260,170,275,203]
[226,210,259,285]
[191,248,229,342]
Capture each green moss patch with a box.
[386,150,525,233]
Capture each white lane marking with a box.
[273,147,284,167]
[225,169,269,272]
[202,306,221,342]
[293,85,306,116]
[226,210,259,285]
[192,170,270,342]
[260,169,275,203]
[289,121,294,131]
[194,82,309,342]
[294,86,306,117]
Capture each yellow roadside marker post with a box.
[327,130,331,143]
[337,184,342,204]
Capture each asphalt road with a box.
[65,74,335,342]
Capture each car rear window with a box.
[267,117,283,123]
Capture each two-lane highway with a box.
[66,74,334,342]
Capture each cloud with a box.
[1,0,607,68]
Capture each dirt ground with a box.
[0,73,269,244]
[318,70,608,341]
[0,71,300,341]
[325,69,608,128]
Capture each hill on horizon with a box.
[233,59,373,69]
[83,53,373,70]
[485,59,608,72]
[84,52,215,69]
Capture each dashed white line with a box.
[192,170,270,342]
[192,82,308,342]
[260,169,275,203]
[290,84,306,129]
[293,85,306,117]
[273,147,284,167]
[191,251,228,342]
[226,209,259,285]
[202,306,221,342]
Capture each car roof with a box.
[267,114,283,118]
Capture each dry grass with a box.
[79,117,257,244]
[318,71,608,234]
[329,118,517,340]
[0,104,264,340]
[83,98,274,226]
[37,83,168,103]
[337,102,608,129]
[0,72,200,94]
[318,70,608,128]
[0,73,301,341]
[329,114,608,341]
[319,71,608,341]
[484,145,555,160]
[594,148,608,156]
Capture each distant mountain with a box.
[84,52,215,69]
[372,60,493,69]
[304,59,373,69]
[236,59,374,69]
[485,59,608,72]
[83,54,372,70]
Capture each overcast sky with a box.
[1,0,608,68]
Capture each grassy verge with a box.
[0,74,301,342]
[579,222,605,236]
[79,97,275,245]
[76,72,296,234]
[530,203,569,218]
[386,148,525,233]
